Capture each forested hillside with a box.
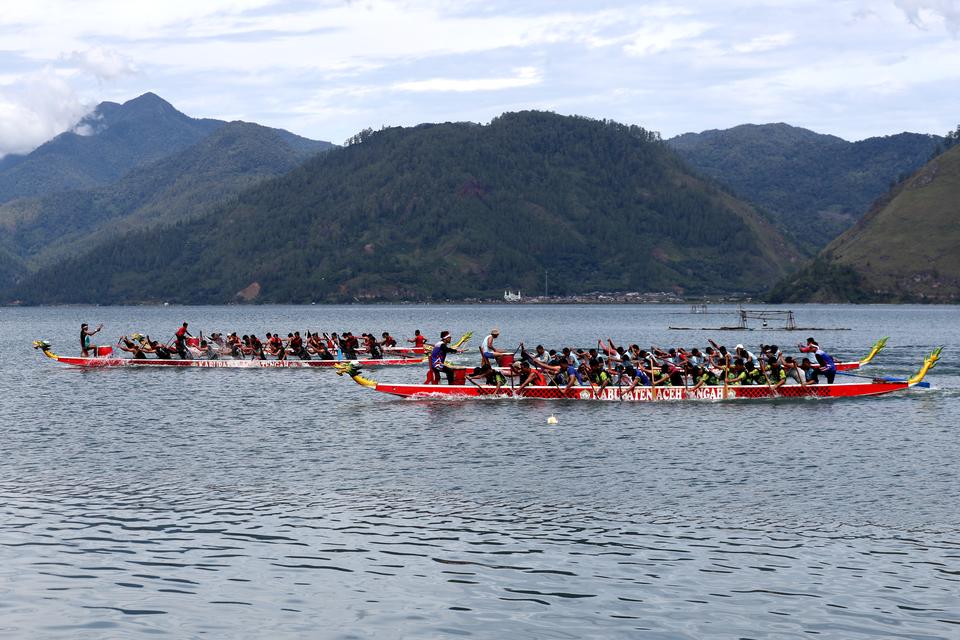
[668,124,940,250]
[10,112,801,304]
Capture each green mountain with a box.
[668,124,941,251]
[0,120,333,271]
[10,112,801,304]
[768,143,960,303]
[0,93,224,203]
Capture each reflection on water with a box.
[1,304,958,638]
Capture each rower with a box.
[407,330,428,350]
[339,332,359,360]
[735,344,759,368]
[144,339,173,360]
[799,357,819,383]
[430,330,459,384]
[743,360,765,385]
[468,361,506,390]
[589,357,612,392]
[726,359,747,385]
[798,337,837,384]
[512,361,544,392]
[118,335,147,360]
[764,357,787,388]
[689,365,715,391]
[198,339,217,360]
[291,331,309,359]
[363,333,383,359]
[380,332,398,349]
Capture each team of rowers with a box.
[83,322,430,361]
[429,327,839,393]
[81,321,840,393]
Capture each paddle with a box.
[465,373,492,397]
[756,348,779,398]
[722,353,730,400]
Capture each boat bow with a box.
[334,362,379,389]
[32,340,59,362]
[859,337,888,366]
[907,347,942,386]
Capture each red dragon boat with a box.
[32,331,472,369]
[334,346,939,402]
[32,340,426,369]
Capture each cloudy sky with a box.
[0,0,958,155]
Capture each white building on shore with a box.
[503,290,521,302]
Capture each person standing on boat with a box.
[431,330,459,384]
[174,322,193,359]
[798,337,837,384]
[80,323,102,357]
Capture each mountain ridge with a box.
[667,123,941,251]
[9,111,802,304]
[0,93,225,204]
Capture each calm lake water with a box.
[1,304,958,639]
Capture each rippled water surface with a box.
[2,304,958,639]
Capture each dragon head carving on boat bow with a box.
[907,347,942,386]
[32,339,58,361]
[334,362,378,389]
[859,337,889,366]
[451,331,473,349]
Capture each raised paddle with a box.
[756,349,779,399]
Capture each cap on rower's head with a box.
[735,344,744,350]
[491,328,500,336]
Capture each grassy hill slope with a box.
[768,144,960,302]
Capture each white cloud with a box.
[623,21,711,56]
[733,32,795,54]
[64,47,138,81]
[393,67,542,93]
[895,0,960,35]
[0,70,94,156]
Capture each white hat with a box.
[735,344,744,350]
[491,328,500,335]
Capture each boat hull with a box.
[364,380,910,401]
[42,354,424,369]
